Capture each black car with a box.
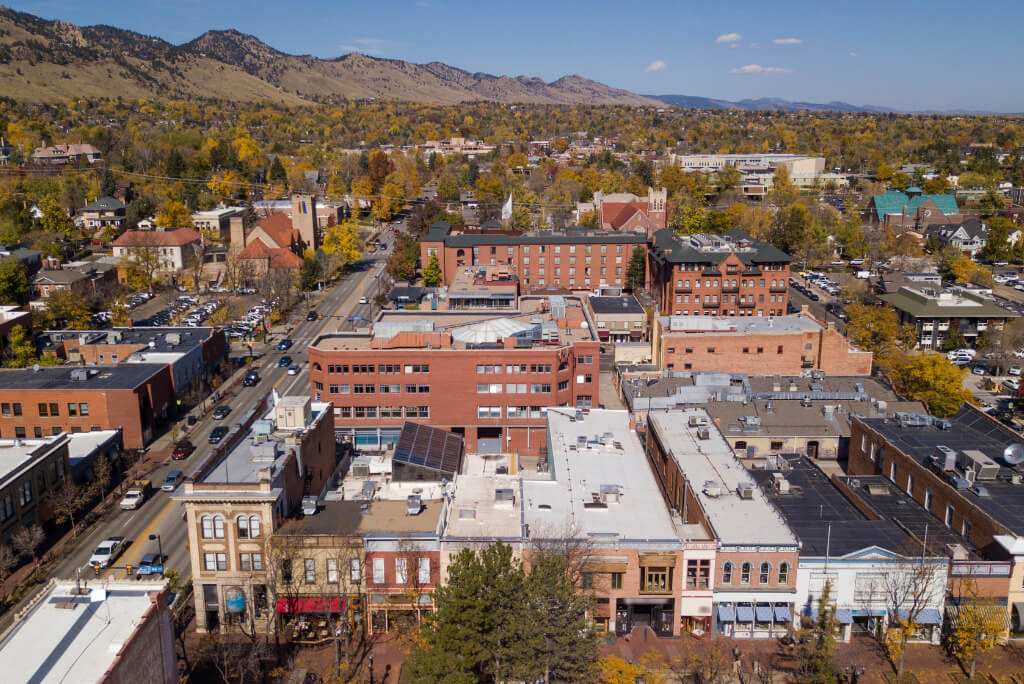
[213,406,231,420]
[242,372,259,387]
[209,426,229,444]
[306,311,318,321]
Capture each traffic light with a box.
[93,565,100,576]
[125,564,132,578]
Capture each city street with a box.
[12,219,402,610]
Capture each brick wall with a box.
[651,253,790,317]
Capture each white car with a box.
[1004,378,1021,392]
[119,489,145,510]
[359,297,369,305]
[89,536,126,568]
[1010,367,1022,377]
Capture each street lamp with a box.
[148,533,164,577]
[368,654,374,684]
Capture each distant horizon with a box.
[4,0,1022,112]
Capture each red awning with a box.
[276,597,343,614]
[629,330,643,337]
[597,330,610,338]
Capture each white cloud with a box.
[772,37,802,45]
[729,64,791,74]
[715,32,742,44]
[645,60,666,73]
[848,51,857,57]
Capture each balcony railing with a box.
[739,301,756,308]
[722,284,739,293]
[769,285,787,293]
[674,283,692,292]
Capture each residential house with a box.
[871,189,962,230]
[925,217,991,257]
[30,143,102,166]
[76,196,126,232]
[112,227,204,282]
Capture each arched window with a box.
[213,515,225,539]
[740,562,751,584]
[313,362,322,371]
[201,515,213,539]
[237,515,249,539]
[759,562,771,584]
[249,515,261,539]
[778,562,790,585]
[722,561,733,584]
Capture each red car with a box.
[172,439,194,460]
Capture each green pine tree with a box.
[798,579,840,682]
[626,246,646,290]
[422,254,442,287]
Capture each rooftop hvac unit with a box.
[737,482,755,499]
[688,414,709,427]
[599,484,622,504]
[407,494,423,516]
[494,488,515,508]
[697,427,710,440]
[959,449,1000,481]
[702,481,722,498]
[934,445,957,471]
[933,417,952,430]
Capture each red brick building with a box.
[648,228,791,317]
[420,222,647,291]
[595,188,668,235]
[308,297,601,454]
[0,364,174,449]
[653,310,873,376]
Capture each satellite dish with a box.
[1003,443,1024,466]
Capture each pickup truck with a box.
[119,479,153,510]
[89,536,126,568]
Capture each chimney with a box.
[229,216,245,254]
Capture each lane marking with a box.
[115,498,176,578]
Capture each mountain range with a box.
[0,6,659,105]
[648,94,894,113]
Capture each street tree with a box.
[845,303,915,358]
[11,524,45,565]
[321,220,363,275]
[798,579,840,682]
[44,289,93,329]
[878,555,946,677]
[48,481,86,538]
[885,351,974,418]
[947,578,1005,680]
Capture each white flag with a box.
[501,194,513,221]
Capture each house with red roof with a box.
[594,187,667,236]
[113,227,204,282]
[227,195,317,278]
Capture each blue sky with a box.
[8,0,1022,111]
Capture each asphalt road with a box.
[39,227,399,592]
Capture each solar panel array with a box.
[392,421,464,478]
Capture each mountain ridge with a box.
[0,6,660,105]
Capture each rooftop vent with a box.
[599,484,622,504]
[934,445,957,471]
[737,482,755,499]
[866,483,890,496]
[697,427,711,440]
[494,488,515,508]
[702,481,722,498]
[933,418,952,430]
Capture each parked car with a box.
[89,537,126,568]
[161,470,184,492]
[288,364,301,375]
[172,439,193,460]
[1010,367,1022,377]
[119,479,153,510]
[1004,378,1021,392]
[277,339,293,351]
[359,297,368,305]
[209,426,229,444]
[213,405,231,419]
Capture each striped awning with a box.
[946,604,1010,631]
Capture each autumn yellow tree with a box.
[885,351,974,418]
[207,170,243,202]
[947,578,1005,680]
[321,220,364,274]
[155,199,193,228]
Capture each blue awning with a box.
[717,605,735,622]
[737,606,755,622]
[774,606,792,622]
[898,608,942,625]
[755,606,774,622]
[836,609,853,625]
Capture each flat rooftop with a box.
[0,435,64,485]
[660,314,821,335]
[312,298,595,351]
[41,326,214,354]
[444,474,524,540]
[881,287,1018,319]
[523,409,683,545]
[709,397,926,442]
[589,295,644,315]
[0,581,167,684]
[647,408,798,548]
[66,429,120,468]
[276,499,443,537]
[750,456,916,557]
[0,364,165,391]
[860,405,1024,535]
[837,474,978,557]
[198,399,331,488]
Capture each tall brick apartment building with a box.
[648,228,791,317]
[308,296,600,454]
[420,222,646,290]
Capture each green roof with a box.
[872,190,958,218]
[881,288,1018,320]
[905,186,922,193]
